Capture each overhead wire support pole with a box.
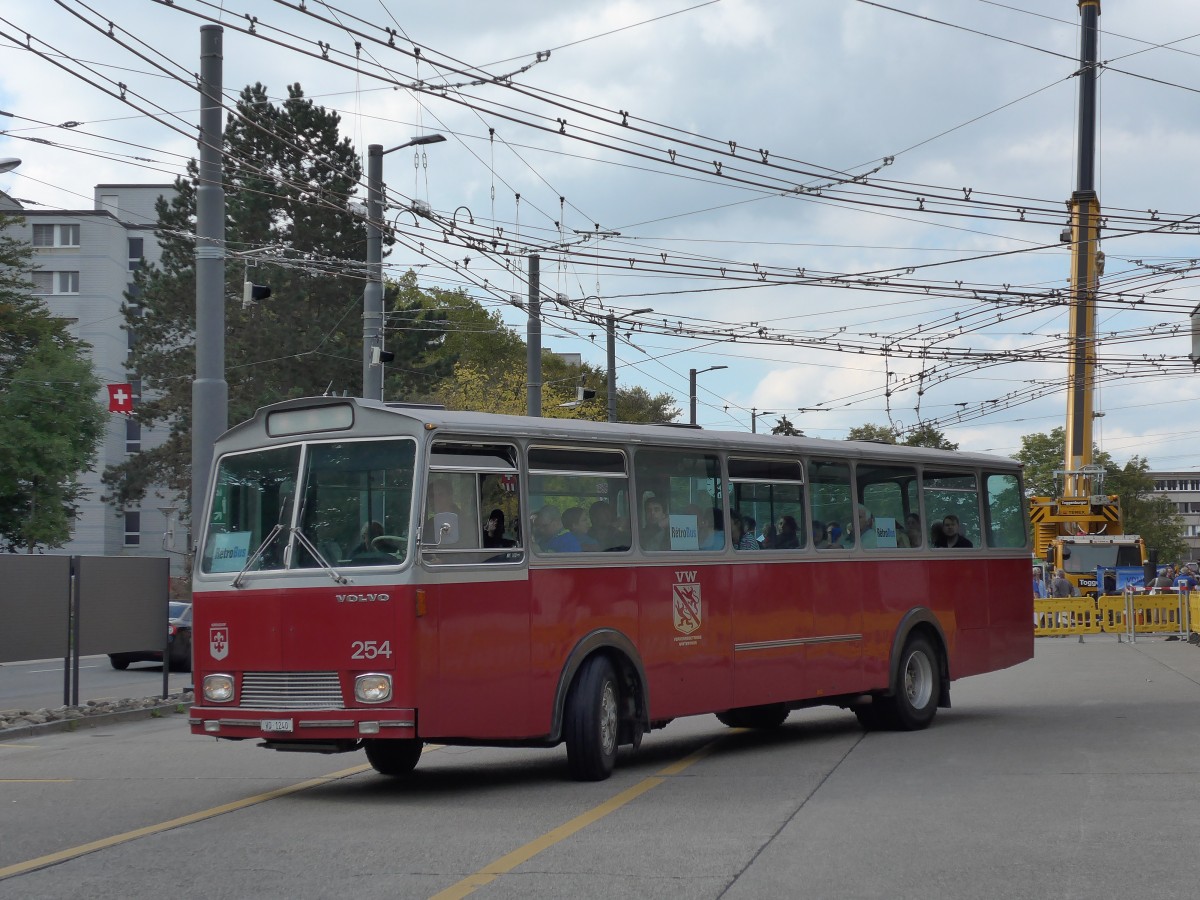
[527,254,541,417]
[606,307,652,423]
[1063,0,1101,500]
[364,143,384,402]
[191,24,226,548]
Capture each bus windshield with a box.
[200,438,416,575]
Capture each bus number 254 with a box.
[351,640,392,660]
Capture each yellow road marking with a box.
[0,763,370,881]
[428,738,723,900]
[0,779,73,783]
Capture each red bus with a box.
[190,397,1032,781]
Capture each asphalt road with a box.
[0,656,193,714]
[3,636,1200,899]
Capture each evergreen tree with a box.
[103,83,405,511]
[0,213,105,552]
[771,415,803,436]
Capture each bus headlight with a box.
[355,674,392,703]
[203,674,235,703]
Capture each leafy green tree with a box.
[103,83,391,511]
[846,422,956,449]
[771,415,803,436]
[0,213,105,552]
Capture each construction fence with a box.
[1034,589,1197,640]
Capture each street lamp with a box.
[364,134,447,401]
[689,365,728,426]
[607,307,652,422]
[0,158,21,174]
[751,408,776,434]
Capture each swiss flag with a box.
[107,383,134,414]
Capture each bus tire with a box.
[565,655,619,781]
[364,738,423,777]
[715,703,789,729]
[882,633,940,731]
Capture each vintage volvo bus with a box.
[189,397,1032,781]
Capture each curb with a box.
[0,699,193,742]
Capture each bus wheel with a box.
[885,633,940,731]
[715,704,789,729]
[565,655,619,781]
[364,738,423,777]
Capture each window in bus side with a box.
[984,472,1027,549]
[808,459,855,549]
[295,438,417,569]
[923,469,981,548]
[633,448,724,552]
[422,441,522,565]
[729,457,804,550]
[527,446,631,554]
[856,462,919,550]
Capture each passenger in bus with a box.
[533,505,581,553]
[562,507,599,551]
[588,500,627,551]
[775,515,801,549]
[930,521,945,547]
[855,504,877,549]
[640,496,670,551]
[424,478,464,545]
[825,521,842,545]
[483,509,515,548]
[812,519,832,549]
[901,513,923,548]
[935,514,973,548]
[740,516,759,549]
[351,520,383,556]
[733,514,758,550]
[759,521,777,549]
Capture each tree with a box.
[845,422,956,449]
[103,83,392,512]
[771,415,803,436]
[0,213,105,552]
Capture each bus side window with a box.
[632,449,723,552]
[856,463,918,550]
[729,457,805,551]
[808,459,854,549]
[923,470,981,548]
[528,447,631,555]
[984,472,1026,548]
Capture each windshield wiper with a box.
[291,526,349,585]
[231,523,285,588]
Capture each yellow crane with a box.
[1030,1,1147,595]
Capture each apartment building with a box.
[1,184,182,572]
[1149,470,1200,558]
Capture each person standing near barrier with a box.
[1050,568,1078,598]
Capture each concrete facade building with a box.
[2,184,182,572]
[1149,470,1200,559]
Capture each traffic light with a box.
[577,386,597,402]
[242,281,271,308]
[370,346,395,365]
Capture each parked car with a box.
[108,601,192,671]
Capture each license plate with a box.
[261,719,293,733]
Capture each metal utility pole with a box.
[191,24,226,539]
[606,307,652,422]
[363,134,446,401]
[751,409,776,434]
[1063,0,1101,500]
[689,365,727,426]
[526,254,541,416]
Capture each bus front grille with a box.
[240,672,344,710]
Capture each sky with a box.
[3,0,1200,470]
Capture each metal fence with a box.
[0,555,170,703]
